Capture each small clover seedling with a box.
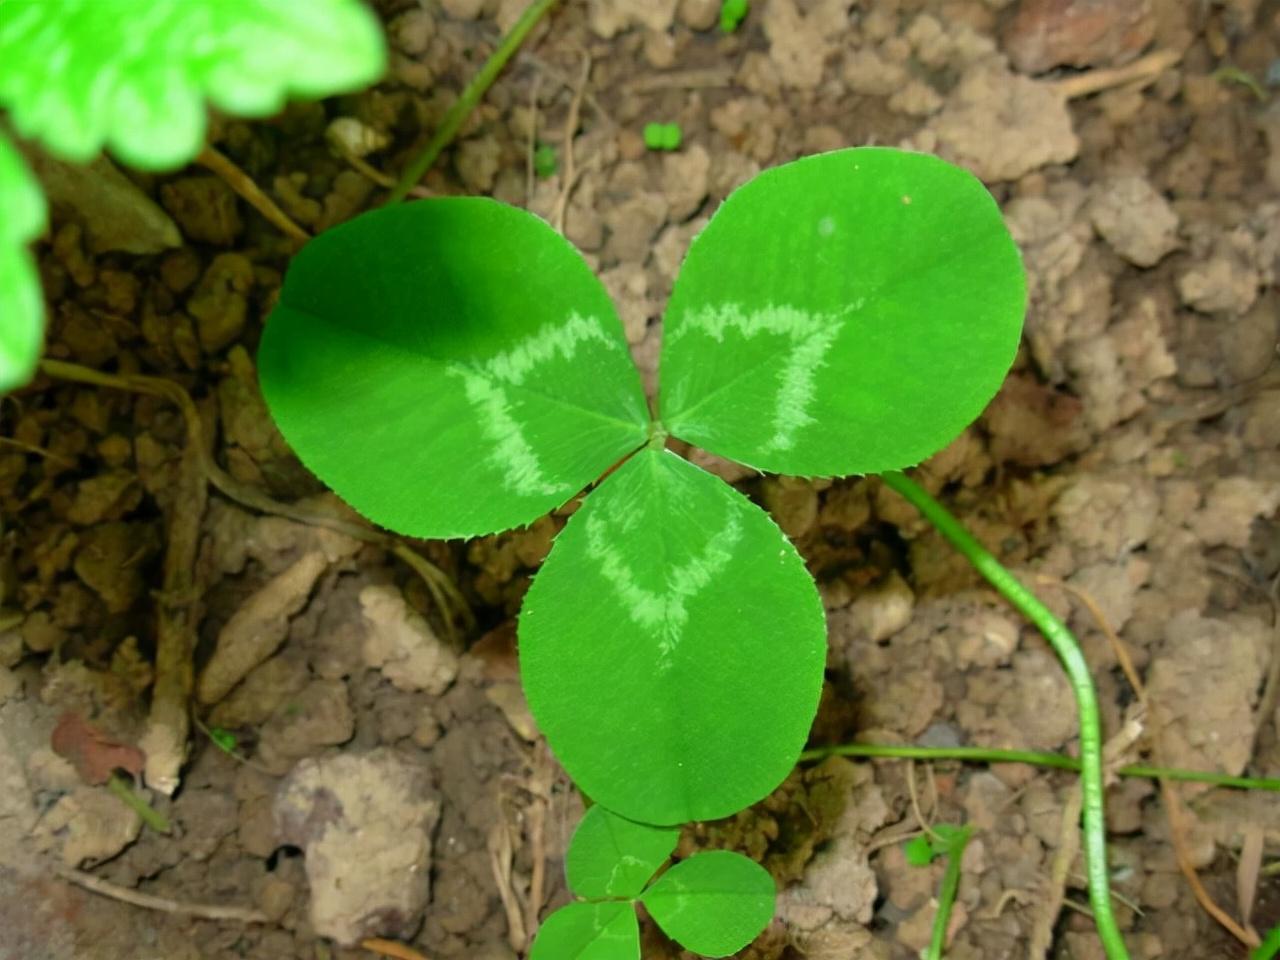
[529,805,773,959]
[903,824,970,867]
[258,146,1024,953]
[720,0,750,33]
[904,825,972,960]
[642,122,683,151]
[0,0,386,392]
[534,143,559,178]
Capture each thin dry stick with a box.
[1051,48,1183,101]
[55,864,267,923]
[981,887,1034,921]
[622,66,735,93]
[336,146,432,198]
[525,74,542,207]
[1043,576,1259,949]
[360,938,432,960]
[1028,784,1083,959]
[488,820,528,951]
[523,742,554,939]
[37,359,470,641]
[1239,824,1265,934]
[906,759,940,843]
[138,394,208,794]
[516,50,615,130]
[551,52,591,234]
[0,435,74,464]
[196,145,309,243]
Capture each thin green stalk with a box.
[879,471,1129,960]
[799,743,1280,793]
[385,0,559,204]
[924,826,972,960]
[107,773,170,834]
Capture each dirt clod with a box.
[276,749,440,945]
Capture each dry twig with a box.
[196,145,310,243]
[488,819,528,951]
[525,74,542,207]
[138,391,209,794]
[1050,48,1183,101]
[55,863,267,923]
[1028,784,1083,959]
[552,52,591,234]
[336,145,431,199]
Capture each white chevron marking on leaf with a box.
[449,314,624,496]
[671,303,854,452]
[586,504,743,668]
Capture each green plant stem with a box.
[879,471,1129,960]
[799,743,1280,792]
[385,0,559,204]
[924,826,971,960]
[1255,923,1280,960]
[107,773,170,834]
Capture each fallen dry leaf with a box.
[51,711,145,786]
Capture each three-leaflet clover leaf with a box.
[520,447,825,825]
[640,851,775,958]
[659,147,1026,477]
[532,807,774,960]
[566,805,680,899]
[258,147,1023,857]
[0,132,46,393]
[257,198,649,538]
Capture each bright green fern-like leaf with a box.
[528,901,639,960]
[640,851,775,958]
[660,147,1025,477]
[566,805,679,899]
[0,0,386,170]
[519,447,825,825]
[0,131,47,393]
[257,198,649,538]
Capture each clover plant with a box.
[258,146,1025,956]
[532,804,772,958]
[0,0,386,393]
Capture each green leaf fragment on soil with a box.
[659,146,1026,478]
[566,804,680,899]
[643,123,683,151]
[640,851,775,958]
[534,143,559,177]
[528,900,639,960]
[519,447,826,825]
[0,131,47,394]
[0,0,386,170]
[720,0,749,32]
[257,197,649,538]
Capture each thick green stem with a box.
[385,0,559,204]
[800,743,1280,792]
[879,471,1130,960]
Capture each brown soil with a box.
[2,1,1279,958]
